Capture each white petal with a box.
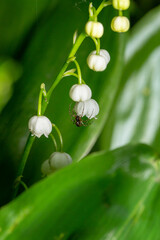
[73,99,99,119]
[85,99,99,119]
[100,49,110,64]
[28,116,38,131]
[74,101,87,117]
[69,84,92,102]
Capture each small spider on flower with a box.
[69,104,90,127]
[69,99,99,127]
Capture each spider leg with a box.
[82,121,89,127]
[69,102,77,126]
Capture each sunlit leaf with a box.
[100,6,160,152]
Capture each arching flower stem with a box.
[52,124,63,152]
[50,133,58,152]
[63,72,86,84]
[96,0,112,16]
[73,59,83,85]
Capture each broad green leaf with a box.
[0,0,125,203]
[99,6,160,151]
[0,144,159,240]
[0,0,58,55]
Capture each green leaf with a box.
[0,0,58,55]
[99,6,160,151]
[0,144,159,240]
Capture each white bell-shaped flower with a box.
[41,159,52,176]
[85,21,104,38]
[74,99,99,119]
[49,152,72,171]
[69,84,92,102]
[87,49,110,72]
[28,115,52,138]
[112,0,130,10]
[111,16,130,33]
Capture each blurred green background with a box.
[0,1,160,238]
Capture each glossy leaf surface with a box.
[0,144,159,240]
[100,6,160,151]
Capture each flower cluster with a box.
[13,1,131,197]
[68,1,130,124]
[28,85,72,177]
[28,114,72,176]
[111,0,130,32]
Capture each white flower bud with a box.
[112,0,130,10]
[111,16,130,33]
[85,21,104,38]
[69,84,92,102]
[28,116,52,138]
[41,159,52,176]
[74,99,99,119]
[87,49,110,72]
[49,152,72,171]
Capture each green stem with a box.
[38,83,47,116]
[96,0,112,16]
[91,37,100,54]
[119,10,123,16]
[89,3,97,21]
[63,72,86,84]
[12,134,35,199]
[46,32,86,103]
[73,59,82,84]
[37,89,43,116]
[97,38,100,54]
[50,133,58,151]
[52,124,63,152]
[20,181,28,191]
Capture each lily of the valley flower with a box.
[28,116,52,138]
[85,21,104,38]
[74,99,99,119]
[112,0,130,10]
[49,152,72,170]
[111,16,130,32]
[87,49,110,72]
[41,152,72,176]
[41,159,53,176]
[69,84,92,102]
